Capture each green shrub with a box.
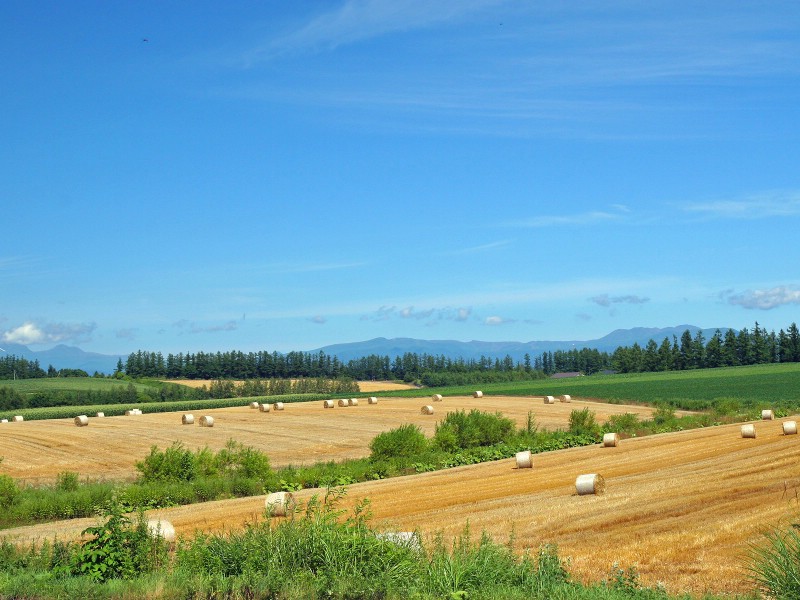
[434,410,515,451]
[568,408,600,437]
[136,442,198,483]
[370,424,428,461]
[603,412,640,434]
[56,471,80,492]
[0,473,19,508]
[749,520,800,599]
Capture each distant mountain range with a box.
[313,325,732,363]
[1,325,731,374]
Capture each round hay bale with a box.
[421,405,434,415]
[265,491,296,517]
[96,412,105,418]
[761,409,775,420]
[741,424,756,438]
[432,394,443,402]
[182,414,195,425]
[368,396,378,404]
[602,432,620,447]
[473,391,483,398]
[0,419,7,424]
[575,473,605,495]
[274,402,285,411]
[543,395,555,404]
[199,415,215,427]
[259,403,271,413]
[323,400,335,408]
[12,416,23,422]
[559,395,572,403]
[146,519,175,542]
[515,450,533,469]
[349,398,359,407]
[783,421,797,435]
[249,401,260,409]
[338,398,349,407]
[74,415,89,427]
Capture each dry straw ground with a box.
[0,395,666,484]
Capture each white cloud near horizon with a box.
[681,191,800,220]
[590,294,650,308]
[173,320,238,334]
[2,321,97,345]
[724,286,800,310]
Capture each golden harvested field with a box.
[0,395,667,484]
[5,417,799,596]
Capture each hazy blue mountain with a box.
[314,325,732,362]
[0,343,124,375]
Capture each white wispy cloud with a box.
[590,294,650,308]
[173,320,238,334]
[361,305,474,324]
[724,286,800,310]
[260,261,368,274]
[681,190,800,220]
[2,321,96,345]
[246,0,506,62]
[445,240,513,255]
[309,315,327,324]
[506,208,627,228]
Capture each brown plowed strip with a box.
[0,396,668,484]
[4,418,797,596]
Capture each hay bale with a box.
[783,421,798,435]
[575,473,605,495]
[338,398,349,407]
[96,412,105,418]
[421,405,434,415]
[274,402,285,411]
[761,409,775,420]
[125,409,142,416]
[349,398,359,407]
[473,391,483,398]
[146,519,176,542]
[515,450,533,469]
[12,416,23,422]
[265,491,296,517]
[432,394,443,402]
[259,403,271,412]
[182,414,194,425]
[0,419,7,424]
[199,415,215,427]
[602,432,620,447]
[559,395,572,403]
[741,424,756,438]
[368,396,378,404]
[543,396,555,404]
[249,401,260,409]
[323,400,335,408]
[74,415,89,427]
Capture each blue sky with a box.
[2,0,799,355]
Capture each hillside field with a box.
[5,417,798,595]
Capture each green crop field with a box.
[0,378,154,395]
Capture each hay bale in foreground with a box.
[741,424,756,438]
[12,416,23,422]
[323,400,335,408]
[249,401,260,409]
[259,403,271,413]
[543,396,555,404]
[182,414,194,425]
[368,396,378,404]
[265,491,296,517]
[147,519,176,542]
[421,405,434,415]
[338,398,349,407]
[783,421,798,435]
[432,394,443,402]
[96,412,105,418]
[559,394,572,403]
[74,415,89,427]
[515,450,533,469]
[199,415,214,427]
[349,398,359,407]
[274,402,285,411]
[473,391,483,398]
[602,432,620,447]
[575,473,605,495]
[761,409,775,420]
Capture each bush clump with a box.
[434,409,515,452]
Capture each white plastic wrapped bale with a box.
[265,491,296,516]
[515,450,533,469]
[74,415,89,427]
[559,395,571,403]
[761,409,775,420]
[783,421,798,435]
[368,396,378,404]
[182,414,195,425]
[602,432,620,447]
[432,394,443,402]
[259,403,271,412]
[12,416,23,422]
[323,400,335,408]
[147,519,176,542]
[199,415,215,427]
[338,399,349,407]
[421,405,434,415]
[274,402,285,411]
[575,473,605,495]
[741,424,756,438]
[249,401,260,409]
[473,391,483,398]
[543,396,555,404]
